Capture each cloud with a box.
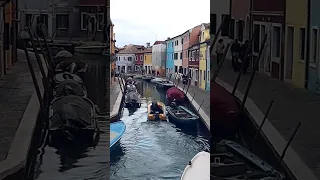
[111,0,210,47]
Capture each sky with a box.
[111,0,210,47]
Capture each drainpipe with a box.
[305,0,311,89]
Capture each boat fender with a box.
[188,161,192,165]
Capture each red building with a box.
[134,51,144,72]
[251,0,285,80]
[188,25,201,85]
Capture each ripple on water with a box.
[110,81,210,180]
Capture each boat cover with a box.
[55,50,73,58]
[55,60,87,73]
[54,79,87,97]
[54,72,83,84]
[166,87,185,102]
[125,91,140,103]
[50,95,93,129]
[211,81,240,131]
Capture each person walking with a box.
[240,40,250,74]
[216,39,225,66]
[230,39,241,72]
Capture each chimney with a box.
[146,42,150,48]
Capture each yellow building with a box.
[199,23,210,90]
[284,0,308,88]
[143,48,152,74]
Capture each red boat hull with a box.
[166,87,185,103]
[211,81,240,136]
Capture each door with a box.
[199,70,202,87]
[285,26,294,80]
[259,25,266,71]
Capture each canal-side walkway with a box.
[217,62,320,179]
[110,78,123,119]
[0,50,44,179]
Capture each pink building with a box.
[181,30,191,75]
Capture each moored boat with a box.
[181,151,210,180]
[142,76,154,81]
[125,91,141,108]
[55,59,88,74]
[53,72,83,85]
[53,79,87,98]
[150,77,165,83]
[156,80,175,90]
[48,95,99,146]
[110,121,126,150]
[167,105,199,124]
[166,87,186,104]
[211,81,240,137]
[147,101,166,121]
[211,140,285,179]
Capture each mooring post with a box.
[278,121,301,167]
[197,100,204,112]
[191,93,196,103]
[251,100,274,152]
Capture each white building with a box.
[172,34,183,74]
[152,41,166,76]
[116,45,141,73]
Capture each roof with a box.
[78,0,104,6]
[141,48,152,53]
[153,41,165,45]
[118,44,146,54]
[203,23,210,29]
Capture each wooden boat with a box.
[53,79,87,98]
[167,105,199,124]
[48,95,99,146]
[211,140,285,179]
[147,101,166,121]
[166,87,186,104]
[110,121,126,150]
[156,80,175,90]
[55,59,88,74]
[126,84,137,93]
[181,151,210,180]
[74,45,106,55]
[211,81,240,137]
[150,77,165,83]
[53,72,83,85]
[142,76,153,81]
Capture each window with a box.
[177,40,179,45]
[204,71,206,80]
[97,14,104,31]
[39,14,48,28]
[221,14,230,37]
[172,53,173,59]
[253,24,260,53]
[202,32,205,41]
[56,14,69,29]
[180,52,182,59]
[135,55,138,61]
[128,57,132,61]
[230,19,235,39]
[210,14,217,34]
[191,51,195,61]
[175,66,178,73]
[272,26,281,58]
[81,13,88,30]
[172,42,174,46]
[299,28,306,60]
[207,70,210,82]
[140,55,143,61]
[196,50,199,60]
[128,66,132,71]
[311,28,318,64]
[25,14,32,27]
[181,38,184,44]
[174,53,178,60]
[237,20,244,42]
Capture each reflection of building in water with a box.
[75,53,108,114]
[144,83,152,98]
[135,81,143,95]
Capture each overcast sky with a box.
[111,0,210,47]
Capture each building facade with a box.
[206,43,211,91]
[116,45,141,73]
[308,0,320,93]
[134,51,144,72]
[172,35,183,74]
[188,25,201,85]
[199,23,210,90]
[152,41,166,76]
[182,30,191,75]
[143,48,152,74]
[166,38,174,77]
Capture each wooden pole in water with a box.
[197,100,204,112]
[240,34,268,110]
[251,100,274,151]
[212,43,231,82]
[232,28,258,95]
[278,121,301,167]
[18,34,44,111]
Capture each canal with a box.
[110,80,210,180]
[27,53,110,180]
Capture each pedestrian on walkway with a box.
[216,39,225,66]
[230,39,241,72]
[157,71,160,76]
[240,40,250,74]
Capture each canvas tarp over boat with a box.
[50,95,93,129]
[166,87,185,102]
[125,91,140,103]
[54,79,87,97]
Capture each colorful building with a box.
[284,0,308,88]
[134,50,144,72]
[182,30,191,75]
[152,41,166,76]
[172,34,183,74]
[308,0,320,93]
[199,23,210,90]
[206,43,211,91]
[143,48,152,74]
[166,38,174,77]
[230,0,250,43]
[188,25,201,86]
